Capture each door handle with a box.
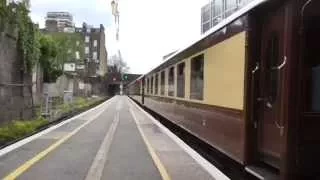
[257,97,266,102]
[257,97,273,108]
[275,119,284,136]
[252,62,259,74]
[272,56,287,70]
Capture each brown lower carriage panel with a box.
[143,96,245,163]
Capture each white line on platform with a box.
[128,97,230,180]
[3,97,114,180]
[85,112,119,180]
[130,107,171,180]
[0,97,115,158]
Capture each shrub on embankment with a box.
[0,97,108,147]
[0,117,48,145]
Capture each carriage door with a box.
[257,7,286,168]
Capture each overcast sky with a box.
[30,0,209,74]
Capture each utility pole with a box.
[111,0,123,95]
[111,0,120,41]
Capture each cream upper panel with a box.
[203,31,246,110]
[146,31,246,110]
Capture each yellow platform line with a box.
[3,101,110,180]
[129,108,171,180]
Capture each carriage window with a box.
[168,67,175,96]
[151,76,154,94]
[305,21,320,112]
[160,71,165,95]
[146,78,149,94]
[190,54,204,100]
[311,65,320,111]
[155,73,159,95]
[265,34,279,104]
[177,62,185,98]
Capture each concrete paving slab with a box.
[128,97,227,180]
[102,99,162,180]
[0,139,56,177]
[19,105,116,180]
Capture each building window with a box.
[224,0,238,17]
[85,47,89,54]
[93,51,97,60]
[168,67,175,97]
[160,71,165,95]
[214,0,223,19]
[190,54,204,100]
[177,62,185,98]
[93,40,98,47]
[85,36,90,43]
[201,2,212,34]
[151,76,154,94]
[75,51,80,60]
[155,73,159,95]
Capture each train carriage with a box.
[126,0,320,179]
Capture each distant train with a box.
[126,0,320,179]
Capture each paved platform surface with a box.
[0,96,230,180]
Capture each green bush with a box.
[0,117,48,144]
[74,97,88,109]
[0,97,105,145]
[59,103,72,114]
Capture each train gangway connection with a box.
[0,96,229,180]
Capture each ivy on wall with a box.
[39,35,59,83]
[1,0,84,82]
[16,3,40,73]
[0,0,40,73]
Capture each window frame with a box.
[168,66,175,97]
[146,78,150,94]
[93,40,98,47]
[85,46,89,54]
[85,36,90,43]
[75,51,80,60]
[160,71,165,95]
[151,76,154,95]
[93,51,98,60]
[190,54,204,100]
[177,62,186,98]
[155,73,159,95]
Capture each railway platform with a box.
[0,96,229,180]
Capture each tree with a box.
[39,35,60,82]
[109,51,129,74]
[39,32,84,82]
[50,32,84,64]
